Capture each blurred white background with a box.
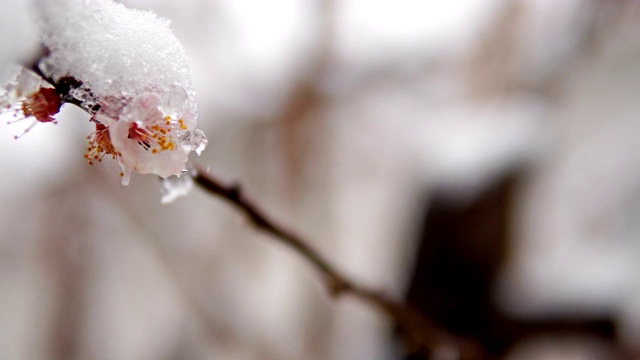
[2,0,640,359]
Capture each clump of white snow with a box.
[35,0,196,117]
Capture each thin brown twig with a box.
[191,165,485,360]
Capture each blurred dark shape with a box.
[404,170,616,359]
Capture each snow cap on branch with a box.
[33,0,206,185]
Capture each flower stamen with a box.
[127,119,178,153]
[84,122,119,165]
[4,87,61,139]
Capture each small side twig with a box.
[192,165,484,359]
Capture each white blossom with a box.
[94,93,199,185]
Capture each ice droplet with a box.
[160,173,193,204]
[181,129,207,155]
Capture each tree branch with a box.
[191,165,485,359]
[29,51,483,358]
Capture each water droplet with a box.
[181,129,207,155]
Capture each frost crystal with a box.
[33,0,207,184]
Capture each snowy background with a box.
[1,0,640,359]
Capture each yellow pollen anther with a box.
[129,119,180,153]
[85,123,118,166]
